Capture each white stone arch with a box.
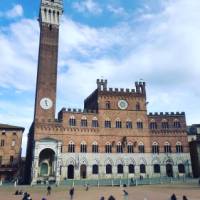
[81,116,87,120]
[126,118,132,122]
[69,115,75,119]
[92,159,100,165]
[66,157,76,166]
[152,141,159,145]
[137,118,143,123]
[36,138,59,156]
[105,117,111,121]
[125,157,136,166]
[92,116,98,120]
[115,117,121,121]
[150,119,156,122]
[127,141,133,145]
[79,157,88,165]
[68,140,75,145]
[174,118,180,122]
[163,157,174,165]
[162,118,168,122]
[92,141,98,145]
[164,141,171,146]
[176,141,182,145]
[176,157,184,165]
[116,141,122,145]
[152,157,161,165]
[106,141,111,145]
[115,158,125,165]
[104,157,114,165]
[139,157,147,165]
[80,141,87,145]
[138,141,144,146]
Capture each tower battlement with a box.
[96,79,146,95]
[148,112,185,116]
[60,107,97,114]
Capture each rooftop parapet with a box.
[148,112,185,116]
[60,107,97,114]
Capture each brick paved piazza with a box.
[0,183,199,200]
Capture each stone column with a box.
[87,164,92,179]
[173,165,178,178]
[160,164,166,177]
[113,165,117,178]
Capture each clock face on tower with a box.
[40,97,53,110]
[118,100,128,110]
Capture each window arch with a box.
[140,164,146,173]
[174,119,181,128]
[81,116,87,127]
[176,142,183,153]
[127,142,134,153]
[105,101,111,109]
[116,142,123,153]
[117,164,124,174]
[137,119,143,129]
[162,119,169,129]
[68,141,75,153]
[92,117,98,128]
[80,141,87,153]
[11,140,16,147]
[150,119,157,130]
[129,164,135,173]
[138,142,145,153]
[115,118,122,128]
[106,164,112,174]
[105,142,112,153]
[152,142,159,154]
[153,164,160,173]
[136,102,140,111]
[164,142,171,153]
[126,119,132,129]
[92,141,99,153]
[92,164,99,174]
[178,164,185,173]
[69,116,76,126]
[105,118,111,128]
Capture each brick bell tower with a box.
[25,0,63,184]
[34,0,63,121]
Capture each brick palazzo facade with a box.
[0,124,24,181]
[26,0,192,184]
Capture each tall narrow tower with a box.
[26,0,63,184]
[34,0,63,121]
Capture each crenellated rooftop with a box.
[148,112,185,116]
[60,107,97,114]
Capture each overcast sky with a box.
[0,0,200,156]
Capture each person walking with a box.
[108,195,115,200]
[123,190,128,200]
[171,193,177,200]
[47,185,51,195]
[69,187,74,200]
[183,195,188,200]
[100,196,105,200]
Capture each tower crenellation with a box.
[96,79,107,91]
